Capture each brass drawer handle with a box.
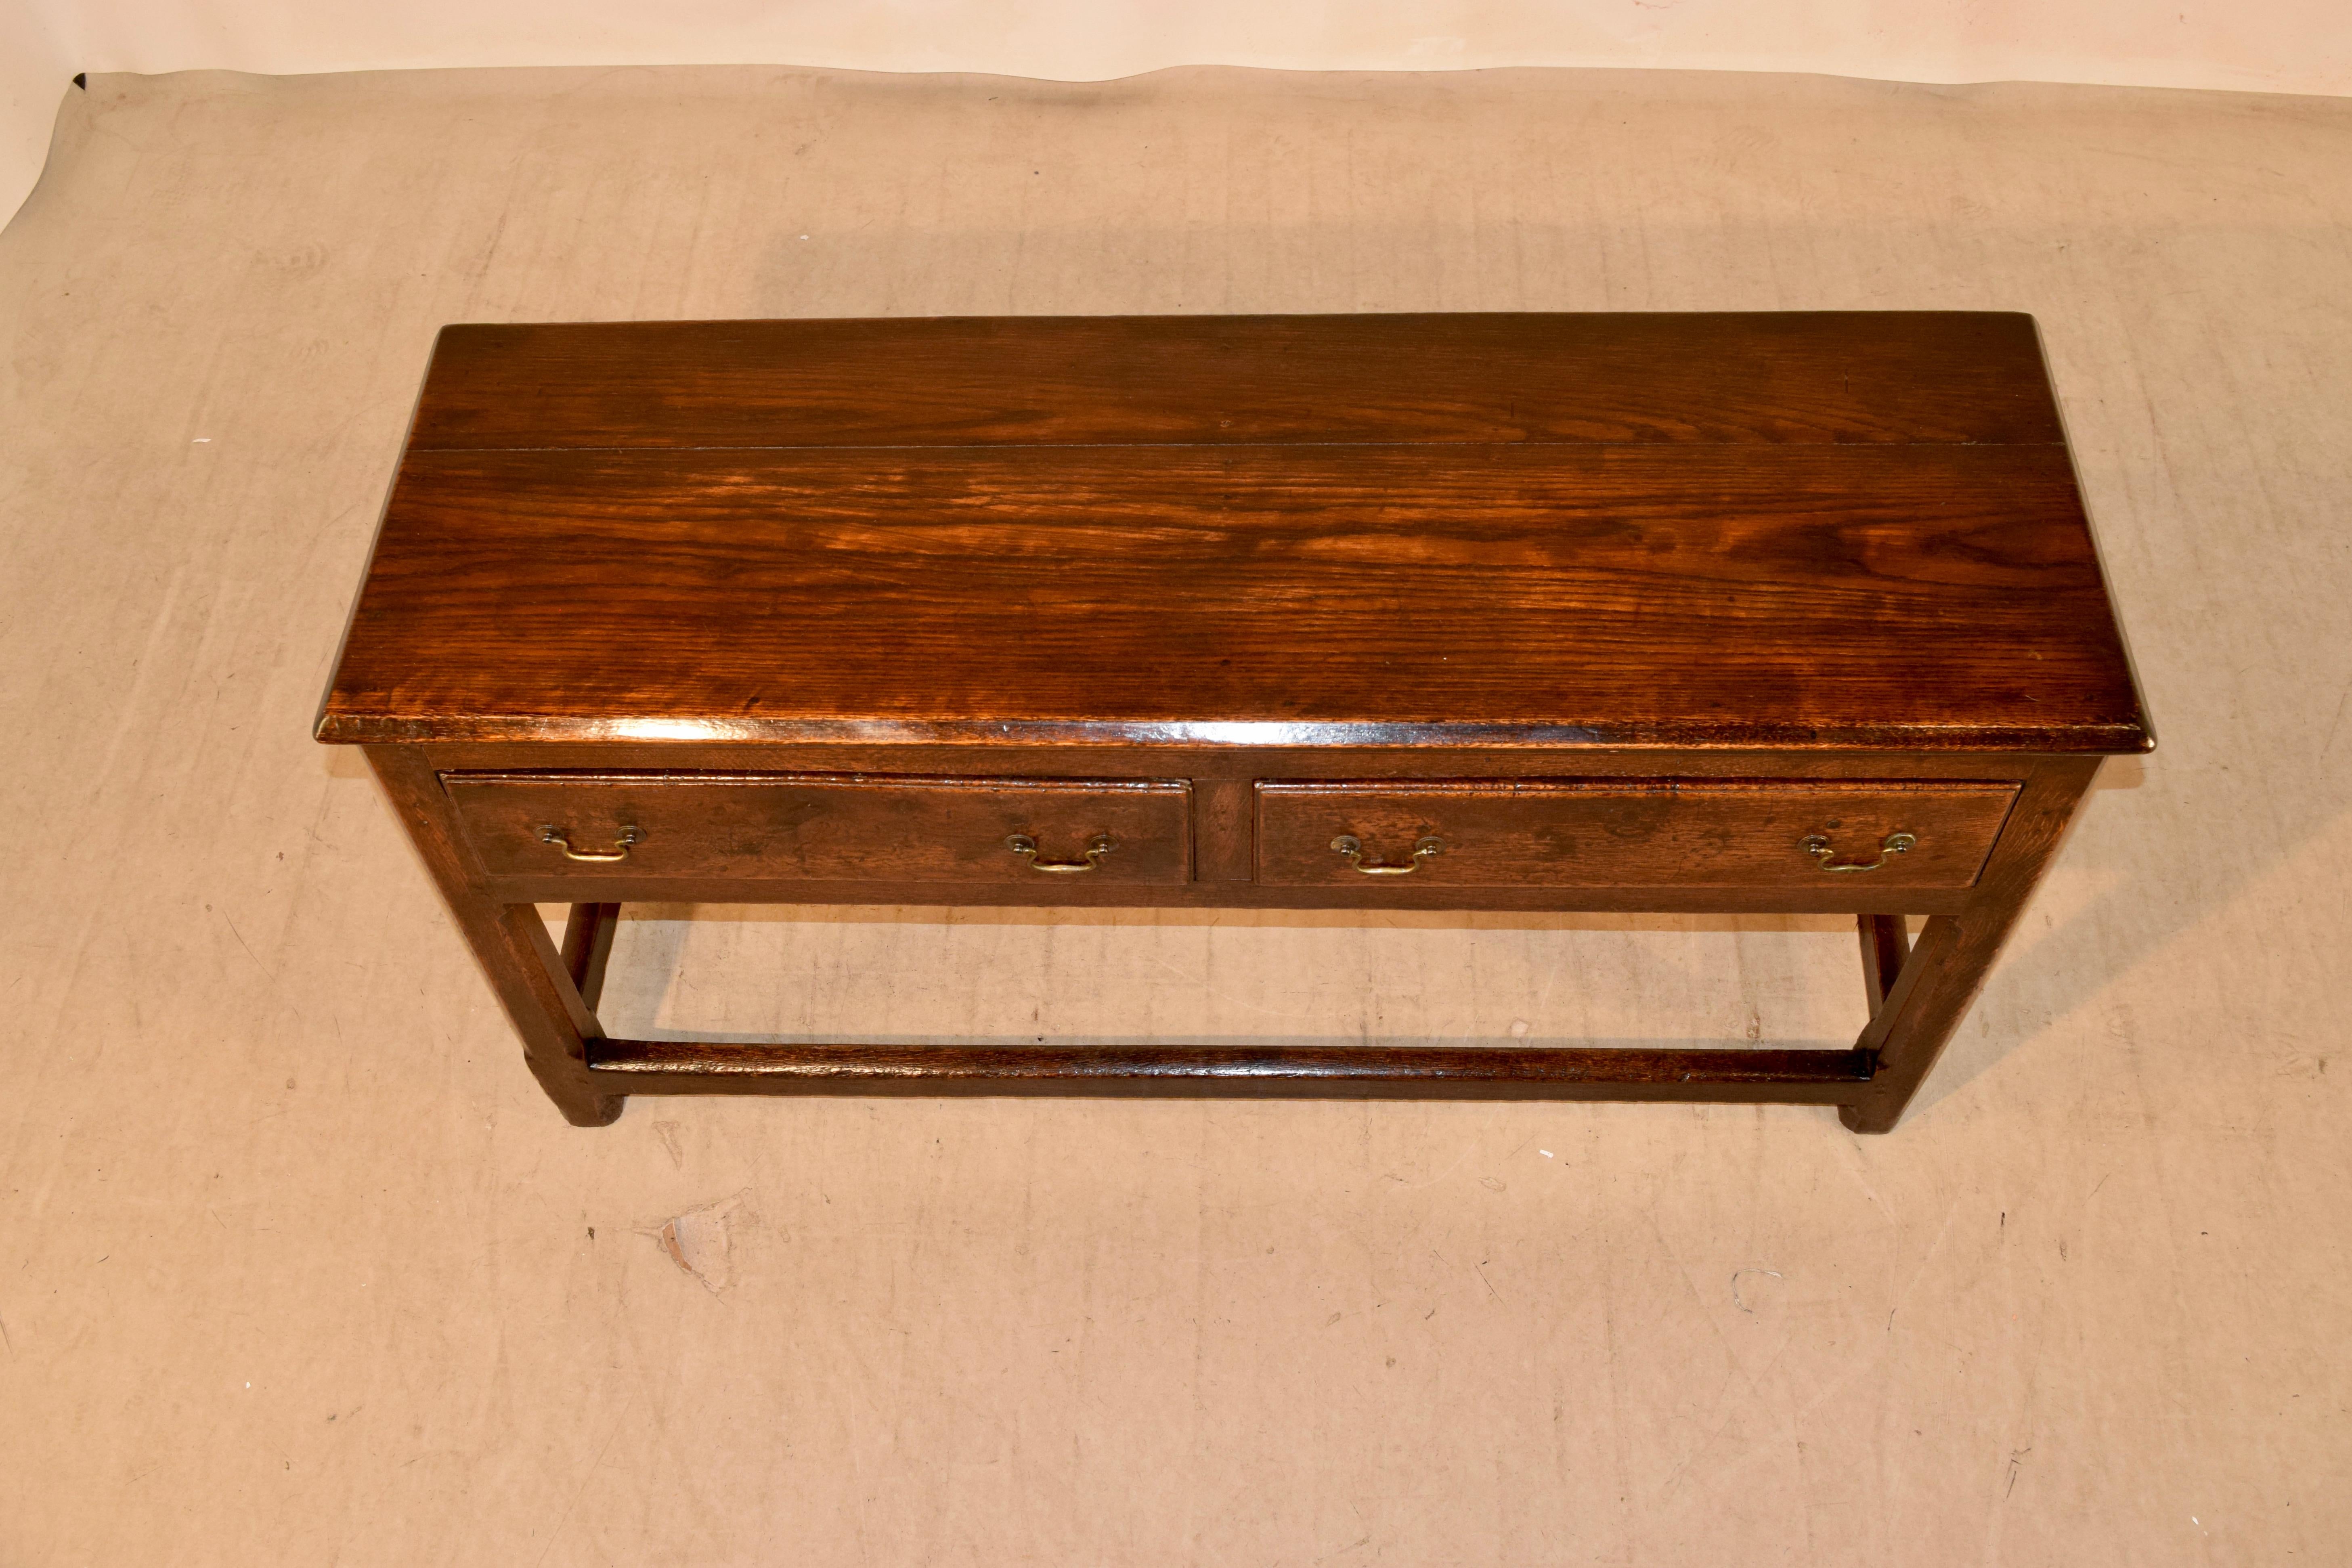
[540,825,642,862]
[1331,834,1444,875]
[1802,831,1916,872]
[1007,832,1115,873]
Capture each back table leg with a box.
[365,746,625,1127]
[1841,758,2100,1133]
[1857,914,1911,1014]
[560,902,623,1012]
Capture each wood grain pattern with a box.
[444,772,1192,884]
[1841,757,2103,1132]
[319,314,2153,1132]
[321,440,2146,751]
[415,740,2058,783]
[1858,913,1911,1015]
[364,747,620,1126]
[465,874,1983,918]
[584,1039,1877,1101]
[1256,779,2018,890]
[407,313,2067,451]
[1192,778,1255,883]
[559,901,621,1012]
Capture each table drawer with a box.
[1256,779,2018,890]
[444,772,1191,885]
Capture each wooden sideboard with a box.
[316,312,2151,1131]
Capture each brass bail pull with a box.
[541,825,642,862]
[1802,831,1916,872]
[1006,832,1115,873]
[1330,834,1445,875]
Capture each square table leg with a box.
[365,747,624,1127]
[1841,758,2101,1133]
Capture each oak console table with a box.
[315,312,2150,1132]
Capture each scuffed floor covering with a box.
[2,63,2348,1565]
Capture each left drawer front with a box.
[444,773,1192,885]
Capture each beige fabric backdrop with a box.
[2,64,2348,1564]
[9,0,2352,225]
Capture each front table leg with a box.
[1841,758,2101,1133]
[364,746,624,1127]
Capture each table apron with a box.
[481,875,1978,915]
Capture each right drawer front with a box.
[1256,780,2019,890]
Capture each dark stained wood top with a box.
[318,313,2151,752]
[406,313,2067,450]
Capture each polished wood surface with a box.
[583,1038,1876,1101]
[365,747,620,1126]
[1857,913,1912,1015]
[406,312,2067,450]
[319,312,2153,1132]
[1254,778,2017,889]
[558,901,621,1012]
[425,746,2038,916]
[1842,756,2101,1132]
[318,315,2148,755]
[444,772,1192,884]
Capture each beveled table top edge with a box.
[314,711,2155,754]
